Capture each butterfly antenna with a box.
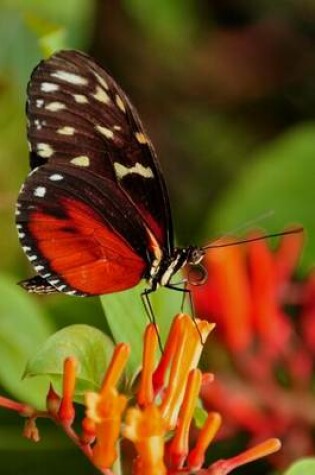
[210,210,275,245]
[202,226,303,251]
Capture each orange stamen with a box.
[168,369,202,469]
[58,357,77,426]
[138,324,158,407]
[100,343,130,397]
[188,412,222,470]
[153,315,184,394]
[160,315,214,429]
[209,438,281,474]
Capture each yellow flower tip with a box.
[124,405,167,475]
[188,412,222,470]
[58,356,77,425]
[124,404,166,442]
[100,343,130,396]
[90,389,128,470]
[138,324,158,407]
[85,392,101,422]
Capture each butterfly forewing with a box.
[17,50,175,295]
[26,50,173,252]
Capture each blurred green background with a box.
[0,0,314,473]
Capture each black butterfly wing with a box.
[16,163,151,296]
[26,50,173,254]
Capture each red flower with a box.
[192,230,315,467]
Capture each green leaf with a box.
[101,280,190,379]
[0,274,54,407]
[284,458,315,475]
[208,123,315,271]
[25,324,115,401]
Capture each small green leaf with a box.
[284,458,315,475]
[0,274,54,407]
[25,324,115,400]
[194,403,208,429]
[101,279,190,378]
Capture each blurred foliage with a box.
[0,274,53,407]
[208,123,315,270]
[284,458,315,475]
[0,0,314,473]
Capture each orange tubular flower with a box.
[0,313,282,474]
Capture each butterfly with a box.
[16,50,206,302]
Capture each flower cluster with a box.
[0,313,281,474]
[191,230,315,467]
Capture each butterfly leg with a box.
[165,283,204,345]
[141,288,163,353]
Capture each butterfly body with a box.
[16,50,205,297]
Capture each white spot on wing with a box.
[51,70,88,85]
[37,143,54,158]
[36,99,44,108]
[57,126,75,135]
[41,82,59,92]
[114,162,154,179]
[18,232,25,238]
[73,94,88,104]
[46,102,66,112]
[135,132,148,144]
[28,255,38,261]
[49,174,64,181]
[34,186,46,198]
[57,284,66,291]
[22,246,31,252]
[93,71,109,90]
[92,85,110,104]
[49,279,60,285]
[115,94,126,112]
[70,156,90,167]
[113,125,121,130]
[34,265,44,272]
[66,290,78,296]
[34,119,42,130]
[96,125,114,139]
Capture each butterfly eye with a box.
[188,247,205,265]
[187,264,208,286]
